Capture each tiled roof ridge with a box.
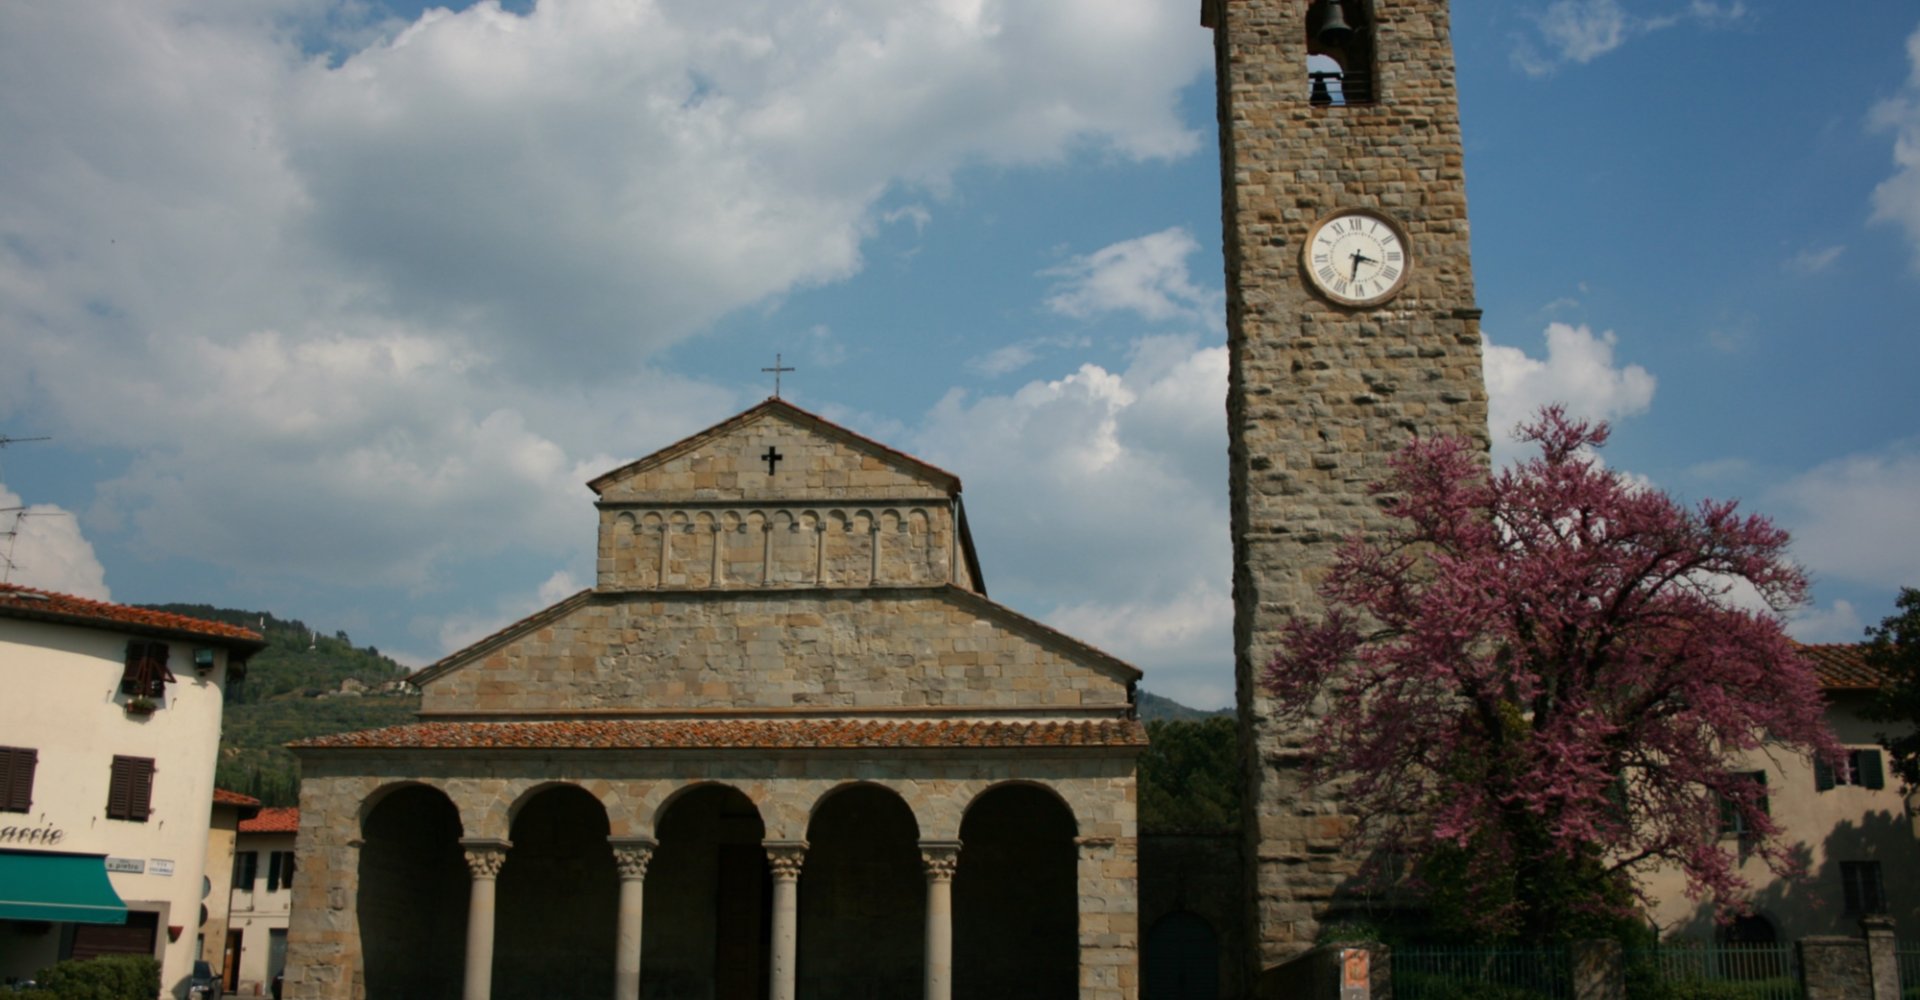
[291,717,1150,751]
[0,584,265,645]
[1796,641,1893,691]
[213,788,261,807]
[586,398,963,496]
[239,806,300,834]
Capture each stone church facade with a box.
[283,399,1146,1000]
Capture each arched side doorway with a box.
[495,785,618,1000]
[1144,911,1221,1000]
[954,783,1078,1000]
[357,785,468,1000]
[799,783,924,998]
[644,784,770,1000]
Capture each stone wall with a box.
[1210,0,1491,971]
[419,590,1135,715]
[284,750,1139,1000]
[599,503,961,591]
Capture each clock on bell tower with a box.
[1203,0,1491,972]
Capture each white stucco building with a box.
[0,585,264,997]
[225,807,297,996]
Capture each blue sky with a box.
[3,0,1918,709]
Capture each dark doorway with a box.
[1144,911,1220,999]
[357,785,467,1000]
[495,785,618,1000]
[69,910,157,962]
[799,784,923,998]
[954,784,1078,1000]
[643,785,770,1000]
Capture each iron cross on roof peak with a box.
[762,353,796,399]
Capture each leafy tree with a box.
[1139,717,1241,834]
[1863,587,1920,788]
[1264,407,1839,940]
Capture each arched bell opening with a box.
[799,783,924,998]
[357,784,467,1000]
[954,783,1078,1000]
[643,784,770,1000]
[493,784,617,1000]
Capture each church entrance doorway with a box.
[356,785,466,1000]
[954,784,1078,1000]
[644,785,769,1000]
[799,783,924,998]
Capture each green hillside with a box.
[141,605,421,806]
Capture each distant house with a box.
[222,807,297,995]
[0,585,264,997]
[200,789,262,991]
[1643,644,1918,940]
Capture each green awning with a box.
[0,849,128,924]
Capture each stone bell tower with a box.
[1203,0,1490,973]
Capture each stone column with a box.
[460,838,511,1000]
[920,841,961,1000]
[610,838,656,1000]
[1863,916,1899,1000]
[765,841,808,1000]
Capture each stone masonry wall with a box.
[284,752,1138,1000]
[1212,0,1490,972]
[420,590,1134,715]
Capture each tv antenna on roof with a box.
[1,507,74,585]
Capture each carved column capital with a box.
[764,840,808,881]
[919,840,962,882]
[609,837,657,880]
[459,838,511,879]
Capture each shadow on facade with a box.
[358,785,468,1000]
[955,784,1077,1000]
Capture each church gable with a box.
[590,399,957,504]
[414,588,1137,718]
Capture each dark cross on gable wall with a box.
[762,446,783,475]
[762,353,795,399]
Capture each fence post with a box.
[1862,916,1899,1000]
[1570,939,1624,1000]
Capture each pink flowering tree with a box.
[1265,407,1840,940]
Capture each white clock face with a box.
[1303,211,1411,306]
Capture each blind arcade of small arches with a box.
[355,778,1080,1000]
[609,506,953,590]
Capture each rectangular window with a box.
[232,851,258,891]
[1841,860,1887,914]
[119,641,173,699]
[267,851,295,892]
[0,746,36,813]
[105,756,155,822]
[1816,748,1887,790]
[1718,770,1769,837]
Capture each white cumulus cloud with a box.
[1483,323,1657,464]
[1514,0,1747,76]
[1043,227,1222,327]
[912,335,1233,708]
[1871,22,1920,271]
[1767,443,1920,595]
[0,484,109,601]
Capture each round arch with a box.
[357,784,467,1000]
[494,784,617,1000]
[644,783,770,1000]
[954,782,1078,1000]
[800,783,925,996]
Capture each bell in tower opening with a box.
[1307,0,1375,106]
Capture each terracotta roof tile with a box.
[0,585,265,647]
[213,788,261,807]
[293,718,1148,752]
[239,806,299,834]
[1799,643,1894,692]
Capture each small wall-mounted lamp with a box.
[193,648,216,674]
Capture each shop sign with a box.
[0,824,66,846]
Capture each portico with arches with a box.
[285,399,1145,1000]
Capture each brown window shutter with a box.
[129,758,154,821]
[107,756,155,821]
[107,757,132,818]
[0,747,35,812]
